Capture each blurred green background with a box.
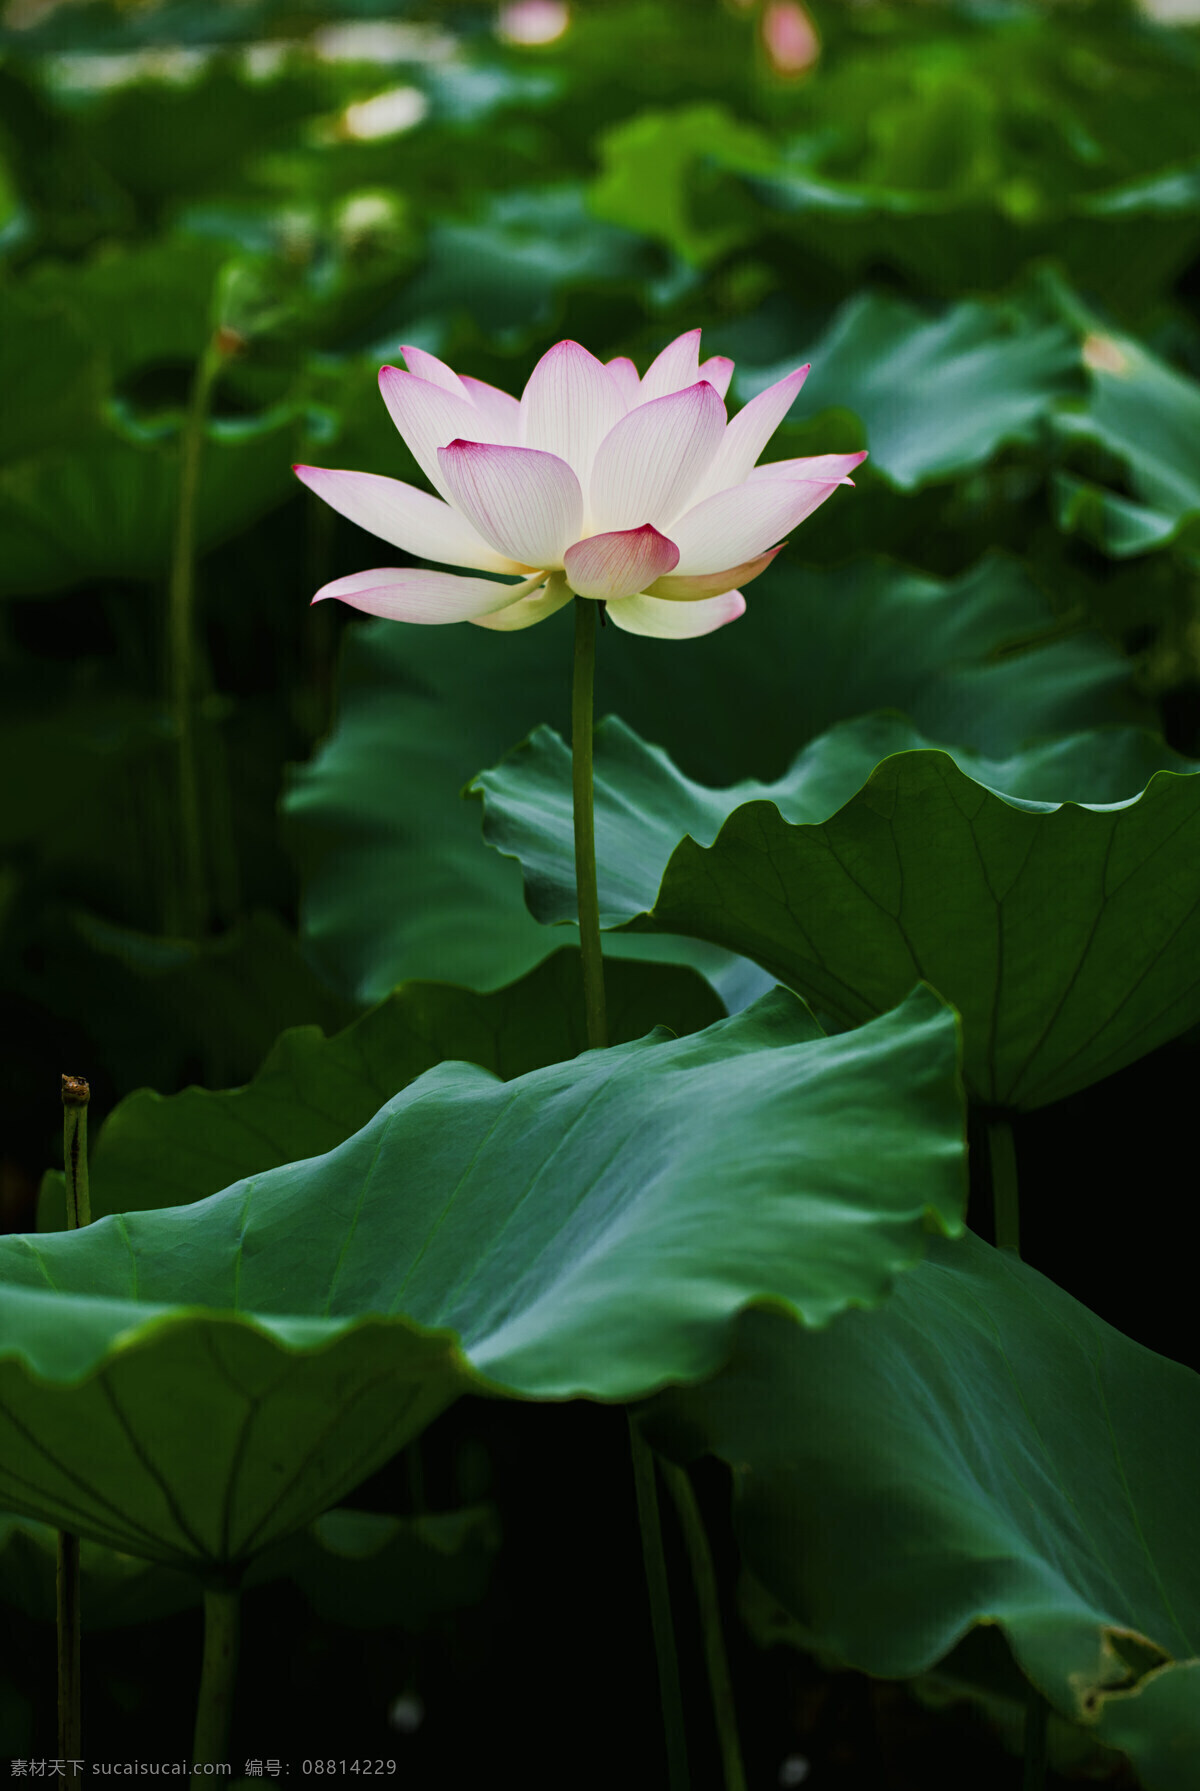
[1,0,1199,1780]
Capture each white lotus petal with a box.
[670,477,842,574]
[378,367,487,498]
[399,344,467,399]
[690,363,810,504]
[698,355,734,400]
[459,375,522,444]
[563,525,679,601]
[520,339,626,485]
[607,589,746,639]
[438,440,583,568]
[638,328,702,402]
[646,545,781,601]
[293,465,523,573]
[748,450,867,483]
[471,574,575,631]
[605,356,642,409]
[312,566,525,624]
[589,382,726,534]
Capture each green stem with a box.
[58,1075,90,1780]
[61,1077,90,1231]
[1022,1682,1049,1791]
[571,598,682,1778]
[571,595,608,1051]
[988,1119,1020,1255]
[661,1462,747,1791]
[192,1585,240,1774]
[628,1419,690,1790]
[165,335,227,939]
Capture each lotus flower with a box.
[294,331,865,639]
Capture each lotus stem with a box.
[661,1462,747,1791]
[569,599,684,1777]
[61,1075,90,1232]
[988,1119,1020,1255]
[58,1074,91,1784]
[571,593,608,1050]
[192,1584,240,1776]
[628,1419,690,1790]
[166,327,242,939]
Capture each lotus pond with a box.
[1,1,1200,1786]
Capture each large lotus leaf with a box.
[284,553,1143,1004]
[741,166,1200,317]
[0,675,168,855]
[1052,473,1200,561]
[0,984,964,1570]
[282,597,764,1011]
[727,5,1200,305]
[735,291,1081,491]
[26,236,233,384]
[20,910,358,1101]
[1050,318,1200,559]
[75,64,326,205]
[0,285,106,464]
[0,410,300,597]
[38,949,723,1226]
[389,186,665,341]
[472,713,1200,1107]
[638,1230,1200,1791]
[589,104,774,267]
[0,1503,497,1633]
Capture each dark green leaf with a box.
[589,104,773,267]
[640,1230,1200,1791]
[473,714,1200,1106]
[1051,315,1200,557]
[38,948,723,1226]
[737,291,1081,491]
[282,602,762,1009]
[0,1503,498,1633]
[32,911,358,1100]
[0,286,106,464]
[285,554,1144,1004]
[0,411,300,596]
[25,236,232,384]
[0,984,964,1569]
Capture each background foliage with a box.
[2,0,1200,1783]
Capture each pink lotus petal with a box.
[607,589,746,639]
[699,355,734,400]
[471,576,576,632]
[763,0,820,75]
[312,566,526,624]
[747,450,867,484]
[378,367,487,498]
[605,356,642,409]
[292,465,524,573]
[564,524,679,601]
[399,344,467,399]
[590,381,726,534]
[638,329,702,403]
[497,0,569,46]
[670,477,841,574]
[459,375,522,444]
[438,440,583,569]
[520,339,626,485]
[646,545,781,601]
[691,364,811,505]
